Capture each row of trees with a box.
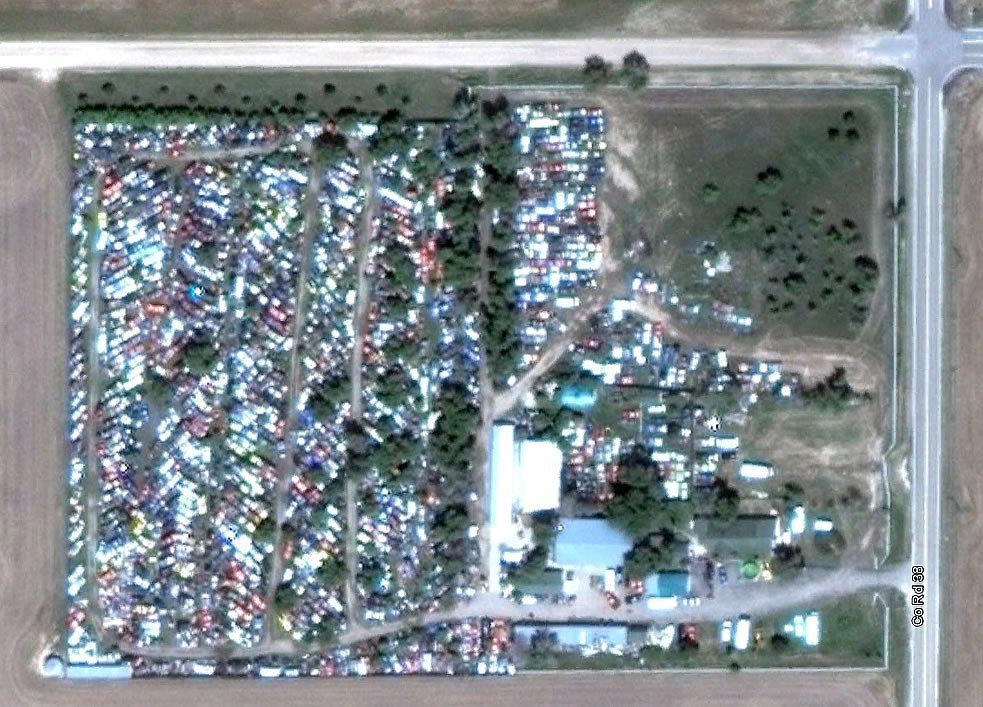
[506,511,558,588]
[801,366,872,411]
[435,88,483,305]
[477,93,523,386]
[75,103,314,130]
[583,51,651,90]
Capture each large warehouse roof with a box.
[516,439,562,513]
[552,517,631,570]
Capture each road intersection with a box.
[0,1,973,703]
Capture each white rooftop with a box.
[516,439,562,512]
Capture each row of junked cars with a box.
[65,110,493,659]
[64,100,622,672]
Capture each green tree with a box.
[754,166,784,196]
[701,183,720,204]
[315,556,347,589]
[183,339,218,377]
[315,130,351,164]
[309,374,351,420]
[605,447,693,538]
[583,55,612,87]
[143,372,172,408]
[621,50,650,90]
[703,477,740,524]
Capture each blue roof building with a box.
[644,570,691,599]
[64,663,133,680]
[552,518,632,570]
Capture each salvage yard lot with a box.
[0,68,902,702]
[497,75,903,578]
[0,0,908,36]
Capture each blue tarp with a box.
[559,387,597,411]
[643,570,691,599]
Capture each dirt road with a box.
[629,298,885,390]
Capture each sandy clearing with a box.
[942,71,983,707]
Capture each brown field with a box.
[0,74,71,701]
[0,0,907,37]
[6,669,897,706]
[0,72,899,705]
[943,71,983,707]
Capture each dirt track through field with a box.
[944,73,983,707]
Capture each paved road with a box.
[0,36,909,71]
[1,2,981,703]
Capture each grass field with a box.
[0,74,71,702]
[0,0,908,37]
[599,85,897,344]
[735,398,885,567]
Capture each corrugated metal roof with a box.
[694,514,779,558]
[552,518,631,569]
[65,663,133,680]
[514,623,628,650]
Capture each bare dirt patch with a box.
[8,668,897,706]
[943,70,983,707]
[0,75,70,700]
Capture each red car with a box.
[604,591,622,609]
